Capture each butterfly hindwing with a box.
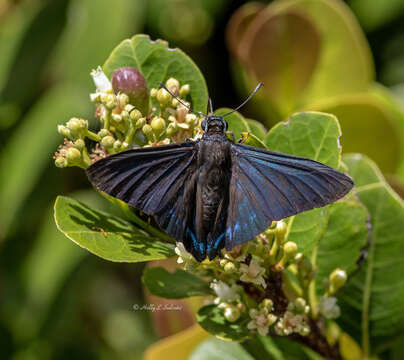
[86,142,205,259]
[226,144,353,250]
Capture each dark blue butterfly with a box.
[86,84,353,262]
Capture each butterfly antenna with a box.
[222,82,264,117]
[158,82,205,117]
[208,98,214,115]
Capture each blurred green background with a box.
[1,0,404,359]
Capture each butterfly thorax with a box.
[194,134,231,258]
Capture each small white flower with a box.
[91,66,112,92]
[240,259,266,288]
[247,308,277,336]
[319,296,341,319]
[275,311,308,336]
[174,242,193,264]
[210,280,240,303]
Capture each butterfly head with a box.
[201,115,228,134]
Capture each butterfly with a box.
[86,83,353,262]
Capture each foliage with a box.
[2,0,404,359]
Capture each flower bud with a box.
[112,113,122,123]
[111,67,149,114]
[267,314,277,326]
[224,305,241,323]
[275,220,287,239]
[74,139,85,151]
[124,104,135,113]
[104,94,117,109]
[136,117,146,129]
[101,135,115,148]
[130,109,142,122]
[113,140,122,151]
[91,67,112,92]
[185,113,197,126]
[171,98,179,107]
[151,117,166,137]
[166,77,179,92]
[180,84,190,97]
[117,93,129,107]
[219,259,228,267]
[157,88,171,105]
[66,147,81,163]
[294,298,307,314]
[57,125,72,138]
[55,157,67,168]
[261,298,273,312]
[150,88,158,98]
[166,123,178,137]
[283,241,298,258]
[98,129,109,138]
[142,124,154,140]
[224,262,236,273]
[329,268,347,294]
[66,118,81,132]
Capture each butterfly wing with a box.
[226,144,353,249]
[86,142,202,258]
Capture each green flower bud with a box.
[329,268,347,294]
[171,98,179,107]
[136,117,146,129]
[105,93,117,109]
[142,124,154,140]
[294,298,307,314]
[224,305,241,323]
[117,93,130,107]
[151,117,166,137]
[98,129,110,138]
[166,77,179,91]
[101,135,115,148]
[185,113,197,125]
[275,220,287,239]
[130,109,142,122]
[180,84,190,97]
[157,88,171,105]
[300,325,310,336]
[283,241,298,258]
[55,157,67,168]
[150,88,158,98]
[113,140,122,151]
[224,262,236,273]
[267,314,277,326]
[112,113,122,123]
[74,139,85,151]
[66,118,81,132]
[294,253,303,263]
[124,104,135,113]
[219,259,228,267]
[66,147,81,163]
[261,298,273,312]
[57,125,72,138]
[121,110,129,121]
[166,123,178,137]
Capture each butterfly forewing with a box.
[225,144,353,249]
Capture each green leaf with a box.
[190,337,254,360]
[270,0,374,104]
[54,196,175,262]
[246,119,267,140]
[215,108,250,141]
[103,34,208,113]
[308,93,402,174]
[314,201,369,294]
[338,154,404,355]
[142,267,213,299]
[197,304,251,341]
[239,9,321,116]
[265,111,341,168]
[241,132,267,149]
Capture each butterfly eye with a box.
[201,119,207,131]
